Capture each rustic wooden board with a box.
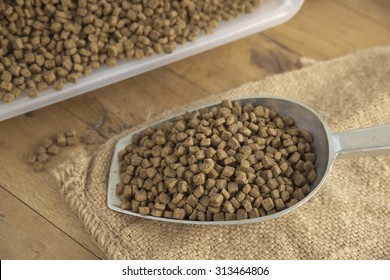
[0,187,99,259]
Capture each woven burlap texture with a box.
[57,46,390,260]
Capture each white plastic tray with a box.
[0,0,304,122]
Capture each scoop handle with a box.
[333,124,390,158]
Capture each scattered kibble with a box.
[27,130,81,172]
[0,0,260,103]
[116,99,317,221]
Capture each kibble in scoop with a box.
[116,99,317,221]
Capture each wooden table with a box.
[1,0,389,259]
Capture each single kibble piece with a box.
[32,162,44,172]
[172,208,186,220]
[158,192,171,205]
[274,199,285,211]
[139,207,150,215]
[27,154,37,164]
[249,208,260,218]
[262,198,275,212]
[222,166,235,177]
[56,134,67,147]
[293,188,305,201]
[210,193,224,206]
[214,212,225,221]
[193,173,206,185]
[47,144,60,155]
[237,209,248,220]
[37,153,49,163]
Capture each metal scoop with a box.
[107,97,390,225]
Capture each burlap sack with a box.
[56,46,390,260]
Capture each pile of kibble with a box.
[0,0,260,103]
[116,100,317,221]
[27,130,97,171]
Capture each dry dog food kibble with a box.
[0,0,260,103]
[116,100,317,221]
[27,130,83,171]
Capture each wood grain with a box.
[0,0,389,259]
[0,186,98,259]
[264,0,390,59]
[166,34,302,94]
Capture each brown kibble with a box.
[237,209,248,220]
[304,153,316,163]
[199,162,214,174]
[300,129,313,143]
[228,137,240,150]
[235,171,248,185]
[283,116,295,127]
[307,170,317,183]
[37,153,49,163]
[186,194,199,207]
[36,146,46,154]
[248,208,260,218]
[27,154,37,164]
[151,209,163,217]
[193,185,205,198]
[146,167,158,178]
[32,162,44,172]
[249,187,260,198]
[221,166,235,177]
[262,156,275,168]
[177,180,188,192]
[210,193,224,206]
[268,178,279,190]
[193,173,205,186]
[171,192,184,204]
[116,183,125,196]
[1,71,12,82]
[242,199,252,212]
[262,197,275,211]
[213,212,225,221]
[158,192,171,204]
[47,144,60,155]
[172,208,186,219]
[65,130,76,137]
[293,188,305,201]
[292,171,306,186]
[139,207,150,215]
[274,198,285,210]
[286,198,299,208]
[42,138,53,148]
[134,190,147,202]
[154,203,166,211]
[235,191,245,203]
[66,136,78,146]
[0,81,13,91]
[223,201,235,214]
[121,199,131,210]
[163,210,173,219]
[56,133,67,147]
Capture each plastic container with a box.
[0,0,304,122]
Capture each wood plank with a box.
[57,67,210,128]
[0,186,98,259]
[0,106,105,259]
[264,0,390,59]
[335,0,390,28]
[166,33,302,95]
